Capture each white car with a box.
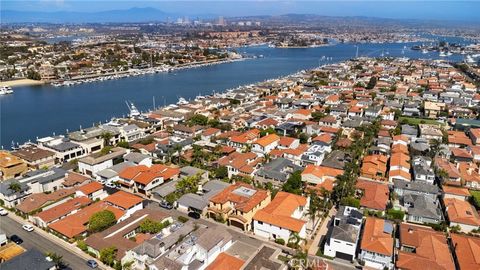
[22,224,34,232]
[106,182,117,189]
[0,208,8,216]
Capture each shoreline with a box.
[51,57,247,87]
[0,79,45,88]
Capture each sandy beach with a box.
[0,79,45,87]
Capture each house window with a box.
[258,221,263,225]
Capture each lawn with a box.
[470,190,480,209]
[398,116,443,126]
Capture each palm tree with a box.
[288,232,302,249]
[8,182,21,193]
[101,132,113,146]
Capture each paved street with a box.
[0,215,91,270]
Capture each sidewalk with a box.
[6,211,112,270]
[308,206,336,256]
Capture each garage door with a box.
[336,252,353,261]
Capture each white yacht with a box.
[0,86,13,95]
[177,97,189,105]
[126,101,141,117]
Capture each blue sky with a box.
[2,1,480,22]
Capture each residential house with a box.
[176,180,230,216]
[442,186,471,201]
[419,124,443,141]
[37,136,86,163]
[207,183,270,231]
[323,206,363,261]
[15,188,76,217]
[78,147,127,177]
[0,168,67,207]
[443,198,480,232]
[0,151,28,180]
[469,128,480,145]
[301,144,331,166]
[124,152,153,166]
[11,146,56,169]
[241,245,287,270]
[118,164,180,195]
[255,158,302,186]
[33,196,91,228]
[218,152,262,179]
[360,155,388,182]
[450,233,480,270]
[355,180,389,212]
[358,217,394,270]
[396,223,455,270]
[75,181,107,201]
[252,134,280,155]
[301,164,343,192]
[253,191,309,242]
[412,156,435,184]
[48,200,125,239]
[85,209,171,264]
[148,225,233,270]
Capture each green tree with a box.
[188,114,208,126]
[311,111,326,121]
[8,182,21,193]
[89,210,117,233]
[138,218,170,234]
[101,132,113,146]
[176,173,201,195]
[340,196,360,208]
[99,246,118,266]
[117,140,129,148]
[298,133,309,144]
[77,240,88,252]
[215,166,228,179]
[282,171,303,195]
[366,76,377,89]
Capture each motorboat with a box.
[0,86,13,95]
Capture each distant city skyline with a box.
[2,0,480,23]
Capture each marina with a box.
[0,41,477,148]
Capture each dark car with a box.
[159,201,173,210]
[86,260,98,269]
[188,212,200,219]
[10,235,23,244]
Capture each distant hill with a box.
[1,7,171,23]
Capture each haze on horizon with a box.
[1,0,480,23]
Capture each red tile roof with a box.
[450,233,480,270]
[35,196,91,224]
[360,217,394,256]
[253,191,307,232]
[356,180,389,211]
[206,253,245,270]
[210,182,269,213]
[48,201,124,238]
[77,181,103,195]
[104,191,143,210]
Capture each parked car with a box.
[22,224,34,232]
[105,182,117,189]
[86,260,98,268]
[10,235,23,244]
[159,201,173,210]
[188,212,200,219]
[0,208,8,216]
